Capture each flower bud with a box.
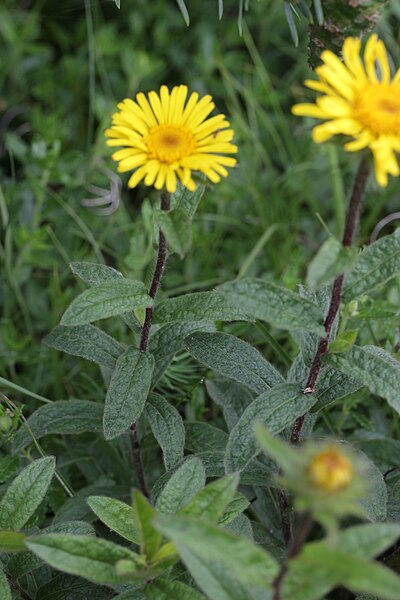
[308,446,353,492]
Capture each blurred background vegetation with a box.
[1,0,400,420]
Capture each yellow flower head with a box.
[292,35,400,187]
[105,85,237,193]
[308,446,353,493]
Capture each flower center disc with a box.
[146,125,196,163]
[355,84,400,136]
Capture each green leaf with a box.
[254,424,301,473]
[0,567,11,600]
[312,367,361,412]
[144,394,185,470]
[145,579,206,600]
[0,455,19,483]
[219,493,250,526]
[194,450,274,487]
[44,324,124,369]
[13,400,104,452]
[180,474,239,522]
[171,180,204,218]
[356,450,387,522]
[224,384,317,473]
[175,547,264,600]
[155,456,206,515]
[133,491,162,561]
[343,229,400,301]
[103,348,154,440]
[328,329,358,353]
[184,421,228,453]
[336,523,400,559]
[0,457,55,530]
[153,292,250,324]
[0,530,26,552]
[36,573,112,600]
[26,534,142,585]
[87,496,140,544]
[217,278,325,335]
[70,261,124,285]
[306,237,357,290]
[325,345,400,415]
[185,331,284,394]
[156,208,192,258]
[206,378,252,430]
[61,280,153,326]
[7,521,96,578]
[283,544,400,600]
[155,515,278,587]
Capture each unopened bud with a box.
[308,446,353,492]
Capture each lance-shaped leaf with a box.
[0,457,55,531]
[144,394,185,470]
[26,534,142,585]
[155,456,206,515]
[153,292,250,324]
[70,261,124,285]
[44,324,124,369]
[180,474,239,522]
[103,348,154,440]
[185,331,284,394]
[13,400,104,453]
[217,278,325,335]
[325,345,400,415]
[133,491,162,562]
[61,280,152,326]
[155,515,278,588]
[225,384,317,473]
[87,496,140,544]
[343,229,400,302]
[0,456,19,483]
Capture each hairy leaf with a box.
[153,292,250,324]
[61,280,152,326]
[44,324,124,369]
[217,278,325,335]
[87,496,140,544]
[185,331,284,394]
[144,394,185,470]
[0,457,55,530]
[325,345,400,415]
[156,456,206,515]
[343,229,400,301]
[225,384,317,473]
[103,348,154,440]
[13,401,104,452]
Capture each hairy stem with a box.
[291,154,370,443]
[273,510,313,600]
[130,191,171,498]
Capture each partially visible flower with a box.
[105,85,237,193]
[292,35,400,187]
[308,446,353,493]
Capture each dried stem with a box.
[130,191,171,498]
[291,154,370,443]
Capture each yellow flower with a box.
[105,85,237,193]
[292,35,400,187]
[308,446,353,493]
